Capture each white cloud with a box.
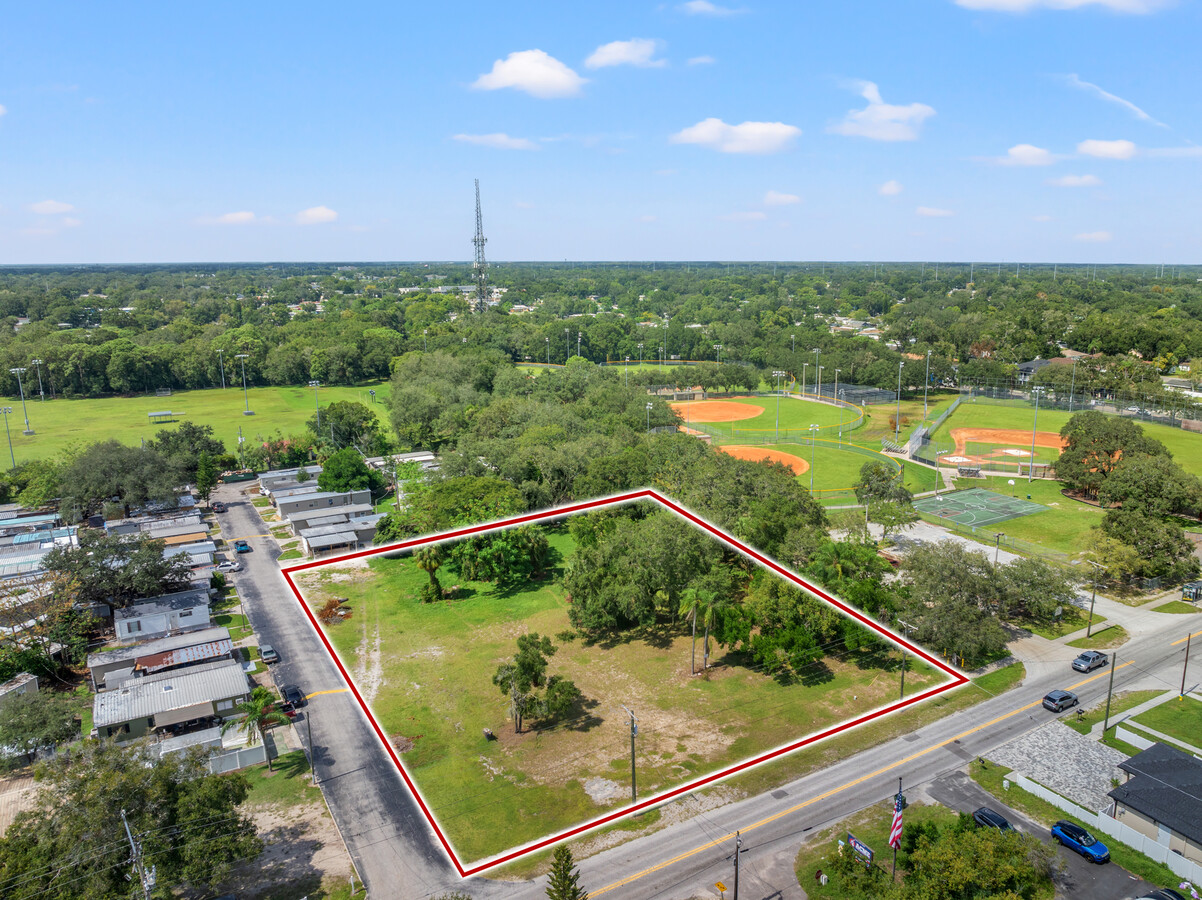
[453,132,538,150]
[1031,214,1054,221]
[955,0,1170,11]
[1077,138,1137,159]
[829,81,935,142]
[670,117,801,154]
[1046,174,1101,187]
[296,206,338,225]
[217,211,257,225]
[472,50,586,99]
[585,39,666,69]
[1075,230,1113,242]
[688,55,716,65]
[0,104,6,116]
[916,206,954,217]
[764,190,801,206]
[679,1,740,15]
[878,180,904,196]
[61,217,82,228]
[998,143,1057,166]
[719,211,767,221]
[1065,74,1166,127]
[29,199,74,215]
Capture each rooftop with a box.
[88,626,232,668]
[1110,742,1202,844]
[93,658,249,728]
[113,588,210,624]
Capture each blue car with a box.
[1051,820,1110,863]
[233,540,251,553]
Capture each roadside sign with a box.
[847,831,874,862]
[715,881,727,893]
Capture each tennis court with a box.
[913,487,1046,528]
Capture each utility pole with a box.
[471,178,489,313]
[1183,633,1193,699]
[1102,652,1119,734]
[896,620,917,699]
[621,705,638,803]
[731,831,748,900]
[121,809,155,900]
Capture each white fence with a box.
[1115,725,1157,752]
[1011,772,1202,883]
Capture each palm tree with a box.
[678,588,703,675]
[415,545,443,600]
[221,685,289,771]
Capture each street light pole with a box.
[9,368,32,434]
[801,362,809,397]
[894,362,904,443]
[995,532,1004,565]
[0,408,13,469]
[236,354,253,415]
[813,349,821,399]
[30,358,44,401]
[309,381,321,430]
[646,402,653,432]
[216,349,226,389]
[1028,387,1043,483]
[1069,358,1079,413]
[834,368,842,437]
[1087,561,1105,637]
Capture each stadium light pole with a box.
[816,365,824,404]
[0,407,13,469]
[922,349,932,426]
[9,368,32,434]
[1028,387,1043,483]
[625,356,630,388]
[545,336,549,365]
[808,424,819,492]
[646,402,653,433]
[577,331,582,359]
[30,358,45,401]
[773,370,786,439]
[1069,358,1079,413]
[713,344,722,365]
[834,369,842,438]
[801,362,809,397]
[564,327,570,363]
[813,349,821,399]
[791,333,795,354]
[236,354,253,415]
[216,349,226,389]
[894,362,904,443]
[309,381,321,430]
[638,343,644,366]
[423,329,428,352]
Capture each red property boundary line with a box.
[280,488,969,878]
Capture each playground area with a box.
[914,487,1046,529]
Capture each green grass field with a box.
[675,394,859,436]
[1064,690,1161,735]
[0,381,391,466]
[1066,624,1127,649]
[296,526,945,863]
[930,399,1202,476]
[1132,695,1202,748]
[852,393,960,445]
[761,441,898,496]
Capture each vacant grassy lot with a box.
[1132,695,1202,748]
[295,527,945,863]
[1153,600,1202,614]
[0,381,390,465]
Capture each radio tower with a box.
[471,179,488,313]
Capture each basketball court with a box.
[914,487,1045,528]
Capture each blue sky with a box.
[1,0,1200,264]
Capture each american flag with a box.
[889,793,904,849]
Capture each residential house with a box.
[275,489,371,521]
[1016,358,1052,384]
[87,626,234,690]
[0,672,37,706]
[92,658,251,741]
[114,588,211,640]
[1108,743,1202,864]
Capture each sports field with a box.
[671,395,859,436]
[295,524,944,864]
[930,399,1202,477]
[0,381,390,465]
[914,488,1045,529]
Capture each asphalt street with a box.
[215,481,1201,899]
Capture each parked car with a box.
[1042,690,1079,712]
[281,684,306,708]
[212,501,227,513]
[972,807,1015,832]
[1071,650,1108,672]
[233,540,251,553]
[260,644,279,664]
[1133,891,1187,900]
[215,561,242,573]
[1051,820,1110,863]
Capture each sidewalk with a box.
[1088,688,1202,754]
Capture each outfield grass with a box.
[853,393,960,445]
[1132,695,1202,748]
[675,395,857,436]
[0,381,390,466]
[970,759,1181,889]
[765,441,897,494]
[297,526,946,863]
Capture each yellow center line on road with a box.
[1171,630,1202,646]
[304,689,350,699]
[592,661,1133,896]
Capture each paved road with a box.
[217,482,1200,899]
[927,771,1154,900]
[214,484,463,898]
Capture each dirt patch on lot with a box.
[218,802,355,898]
[669,399,764,423]
[0,773,36,836]
[717,444,810,475]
